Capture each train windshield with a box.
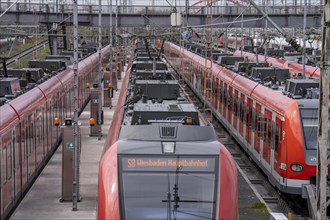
[119,156,218,220]
[300,108,330,150]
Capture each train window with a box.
[30,123,33,154]
[267,118,272,146]
[119,155,218,220]
[7,143,12,180]
[247,106,252,128]
[240,101,245,122]
[257,115,266,139]
[14,128,20,169]
[3,147,6,183]
[233,97,237,115]
[274,123,280,151]
[252,110,258,132]
[25,125,29,159]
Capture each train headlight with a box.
[290,163,304,172]
[162,142,175,154]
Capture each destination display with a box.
[121,156,216,172]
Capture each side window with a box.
[3,146,6,182]
[240,100,245,122]
[25,125,29,158]
[267,118,272,146]
[252,109,257,131]
[274,122,281,152]
[7,143,12,180]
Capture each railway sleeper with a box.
[262,196,279,203]
[231,153,241,158]
[249,178,263,184]
[238,164,251,169]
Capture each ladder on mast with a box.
[203,0,213,123]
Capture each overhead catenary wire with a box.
[186,16,265,29]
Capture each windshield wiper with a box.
[167,174,172,220]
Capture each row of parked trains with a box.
[217,35,321,75]
[0,43,110,219]
[97,41,239,219]
[164,40,329,203]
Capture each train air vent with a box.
[160,126,177,139]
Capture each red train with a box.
[233,50,321,79]
[0,46,110,219]
[98,45,238,219]
[164,42,329,198]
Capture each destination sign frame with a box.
[121,155,217,172]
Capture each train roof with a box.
[289,63,320,78]
[231,75,258,95]
[55,67,73,85]
[38,75,62,98]
[8,86,45,120]
[213,65,238,84]
[251,84,295,114]
[119,124,217,142]
[234,50,289,68]
[0,104,19,135]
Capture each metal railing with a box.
[0,2,322,15]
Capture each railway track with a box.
[0,40,48,69]
[164,57,310,220]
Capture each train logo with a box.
[127,159,136,168]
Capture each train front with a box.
[98,124,237,220]
[98,43,237,219]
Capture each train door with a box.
[212,76,217,108]
[217,80,222,113]
[253,102,262,159]
[35,108,43,166]
[46,100,52,153]
[246,98,253,147]
[272,116,284,179]
[227,86,233,125]
[223,83,228,120]
[13,127,21,202]
[239,94,245,137]
[28,114,36,178]
[42,107,46,158]
[197,66,202,96]
[261,109,272,171]
[233,90,239,131]
[190,64,198,91]
[21,121,28,188]
[219,81,224,115]
[215,77,219,110]
[1,131,14,213]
